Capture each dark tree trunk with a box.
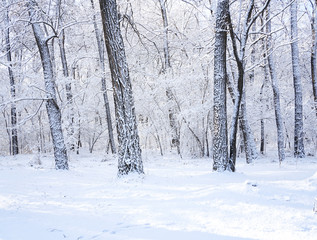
[91,0,116,154]
[228,0,270,171]
[290,0,305,158]
[3,0,19,155]
[311,4,317,117]
[213,0,229,171]
[28,0,68,170]
[99,0,143,175]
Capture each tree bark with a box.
[56,0,75,151]
[290,0,305,158]
[228,0,270,171]
[91,0,116,154]
[3,0,19,155]
[27,0,68,170]
[158,0,181,156]
[99,0,143,175]
[260,32,269,155]
[213,0,229,172]
[266,6,285,163]
[311,3,317,117]
[239,94,257,163]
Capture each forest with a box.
[0,0,316,172]
[0,1,317,239]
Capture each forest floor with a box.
[0,151,316,240]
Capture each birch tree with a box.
[290,0,305,158]
[27,0,68,170]
[99,0,144,175]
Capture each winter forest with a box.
[0,0,317,239]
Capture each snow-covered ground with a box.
[0,152,316,240]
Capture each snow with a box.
[0,153,316,240]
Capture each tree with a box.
[228,0,270,171]
[213,0,229,171]
[266,6,285,163]
[56,0,75,151]
[309,0,317,116]
[90,0,116,154]
[158,0,181,156]
[290,0,305,158]
[3,0,18,155]
[99,0,144,175]
[27,0,68,170]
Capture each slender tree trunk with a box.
[260,34,269,155]
[290,0,305,158]
[91,0,116,154]
[259,82,266,155]
[27,0,68,170]
[3,0,19,155]
[56,0,75,151]
[249,22,256,83]
[311,4,317,117]
[228,60,243,172]
[227,50,257,162]
[228,0,260,171]
[158,0,181,155]
[213,0,229,171]
[265,7,285,163]
[159,0,171,70]
[99,0,143,175]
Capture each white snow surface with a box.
[0,152,316,240]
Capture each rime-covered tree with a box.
[310,1,317,117]
[266,6,285,163]
[27,0,68,170]
[99,0,144,175]
[290,0,305,158]
[228,0,270,171]
[158,0,181,156]
[3,0,18,155]
[90,0,116,154]
[213,0,229,171]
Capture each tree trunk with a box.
[266,7,285,163]
[228,0,271,170]
[3,0,19,155]
[311,4,317,117]
[239,93,257,163]
[227,52,257,162]
[249,22,256,83]
[27,0,68,170]
[260,33,269,155]
[91,0,116,154]
[56,0,75,151]
[99,0,143,175]
[158,0,181,156]
[290,0,305,158]
[159,0,171,70]
[213,0,229,172]
[259,82,266,155]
